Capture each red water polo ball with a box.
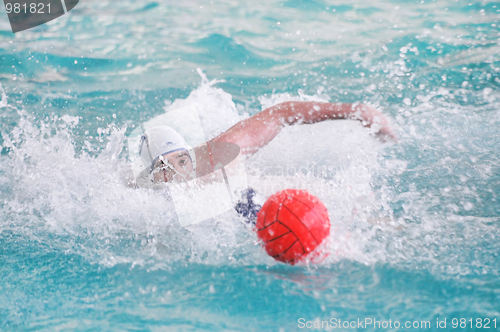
[255,189,330,265]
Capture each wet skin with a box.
[152,150,194,183]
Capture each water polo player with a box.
[141,101,395,180]
[138,101,396,223]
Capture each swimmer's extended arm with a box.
[211,101,396,155]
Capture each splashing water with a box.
[0,84,7,109]
[1,0,500,330]
[1,77,394,269]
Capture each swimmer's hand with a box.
[350,104,398,142]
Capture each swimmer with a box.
[141,101,396,183]
[138,101,396,223]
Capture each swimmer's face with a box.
[152,150,194,183]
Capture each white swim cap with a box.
[139,126,195,172]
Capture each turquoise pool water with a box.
[1,0,499,330]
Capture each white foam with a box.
[0,83,7,109]
[164,69,242,141]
